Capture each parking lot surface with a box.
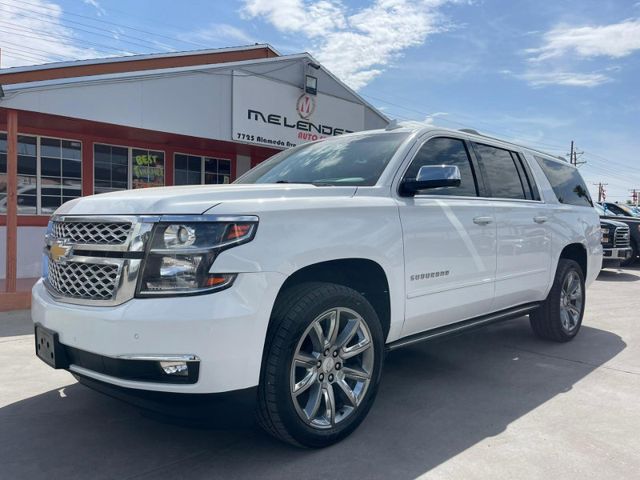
[1,267,639,480]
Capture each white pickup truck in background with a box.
[32,125,602,447]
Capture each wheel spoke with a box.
[293,369,317,395]
[336,378,358,406]
[342,337,372,359]
[567,305,580,320]
[294,351,318,369]
[326,310,340,346]
[323,384,336,426]
[311,322,327,350]
[335,318,359,350]
[342,365,371,382]
[560,309,570,330]
[304,383,323,420]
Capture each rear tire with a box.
[257,282,384,448]
[530,259,585,342]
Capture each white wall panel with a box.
[0,226,47,279]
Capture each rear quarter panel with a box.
[523,152,603,290]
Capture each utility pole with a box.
[630,189,639,207]
[593,183,608,203]
[568,140,586,167]
[569,140,574,164]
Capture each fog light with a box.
[160,361,189,376]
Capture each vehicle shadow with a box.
[596,270,640,282]
[0,319,625,480]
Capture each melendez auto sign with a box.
[232,71,365,149]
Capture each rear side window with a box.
[472,143,527,199]
[534,156,593,207]
[404,137,478,196]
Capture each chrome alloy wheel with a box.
[290,307,374,429]
[560,270,583,332]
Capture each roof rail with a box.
[459,128,482,135]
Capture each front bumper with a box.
[31,271,286,394]
[602,247,632,268]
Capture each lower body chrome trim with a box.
[386,302,541,351]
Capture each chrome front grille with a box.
[52,220,132,245]
[614,226,631,248]
[44,215,150,306]
[47,259,120,300]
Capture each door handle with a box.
[473,216,493,225]
[533,216,548,224]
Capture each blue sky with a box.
[1,0,639,201]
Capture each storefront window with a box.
[94,144,128,194]
[0,133,82,215]
[174,153,231,185]
[40,137,82,214]
[132,149,164,189]
[205,157,231,185]
[94,144,165,193]
[174,154,202,185]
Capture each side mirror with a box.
[399,165,461,197]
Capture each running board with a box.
[386,302,541,351]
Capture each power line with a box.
[0,0,206,50]
[0,1,153,53]
[0,20,133,56]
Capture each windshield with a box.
[594,203,607,215]
[235,132,409,186]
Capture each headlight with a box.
[600,226,610,244]
[137,219,257,296]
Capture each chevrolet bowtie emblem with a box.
[50,241,72,263]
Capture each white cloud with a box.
[514,70,611,88]
[527,19,640,62]
[242,0,453,90]
[0,0,99,67]
[512,18,640,88]
[179,23,255,46]
[83,0,105,16]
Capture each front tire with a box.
[257,282,384,448]
[530,259,585,342]
[621,241,638,267]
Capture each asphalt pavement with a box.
[1,267,639,479]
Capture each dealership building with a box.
[0,44,389,308]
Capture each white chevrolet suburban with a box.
[33,125,602,447]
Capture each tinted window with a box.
[534,156,593,207]
[511,151,540,200]
[473,143,526,199]
[404,137,477,196]
[235,133,408,186]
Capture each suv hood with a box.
[600,214,640,224]
[55,184,358,216]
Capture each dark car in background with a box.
[599,218,632,268]
[595,203,639,266]
[600,202,640,218]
